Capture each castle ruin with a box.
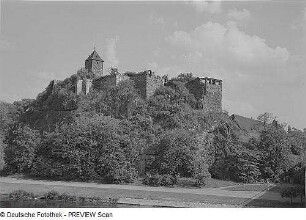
[186,77,222,112]
[54,50,223,113]
[75,50,164,100]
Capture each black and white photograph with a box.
[0,0,305,213]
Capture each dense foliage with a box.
[31,115,142,183]
[1,72,305,186]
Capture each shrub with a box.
[192,155,211,186]
[281,186,305,205]
[58,193,76,201]
[9,190,35,200]
[142,173,161,186]
[142,173,177,186]
[193,170,211,186]
[160,174,177,186]
[102,165,138,184]
[43,191,61,200]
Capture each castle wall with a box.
[92,75,117,91]
[116,74,129,85]
[186,77,222,113]
[128,71,163,99]
[76,79,83,94]
[128,73,147,99]
[185,78,204,101]
[146,72,164,99]
[82,79,92,95]
[202,83,222,112]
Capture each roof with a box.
[230,114,263,132]
[86,50,104,62]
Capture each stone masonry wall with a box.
[186,77,222,113]
[129,73,147,100]
[76,79,83,94]
[128,71,164,100]
[145,72,164,99]
[92,75,117,91]
[202,83,222,112]
[185,78,204,101]
[85,59,103,76]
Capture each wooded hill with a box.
[0,73,305,186]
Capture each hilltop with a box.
[0,50,304,187]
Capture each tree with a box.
[31,114,142,183]
[171,73,195,83]
[258,126,292,182]
[13,99,35,119]
[0,101,17,131]
[44,88,77,111]
[104,80,142,119]
[109,67,119,75]
[287,129,306,155]
[4,124,41,173]
[148,85,198,130]
[257,112,276,127]
[149,129,197,177]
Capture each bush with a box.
[193,170,211,186]
[142,173,161,186]
[102,165,138,184]
[142,173,177,186]
[160,174,177,186]
[9,190,35,200]
[192,155,211,186]
[43,190,61,200]
[281,186,305,204]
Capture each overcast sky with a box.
[0,0,305,129]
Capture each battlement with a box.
[199,77,222,85]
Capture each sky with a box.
[0,0,305,129]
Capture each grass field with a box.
[0,181,247,206]
[1,176,304,208]
[224,184,271,192]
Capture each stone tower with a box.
[126,70,164,100]
[186,77,222,113]
[85,50,104,76]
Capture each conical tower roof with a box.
[86,50,104,62]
